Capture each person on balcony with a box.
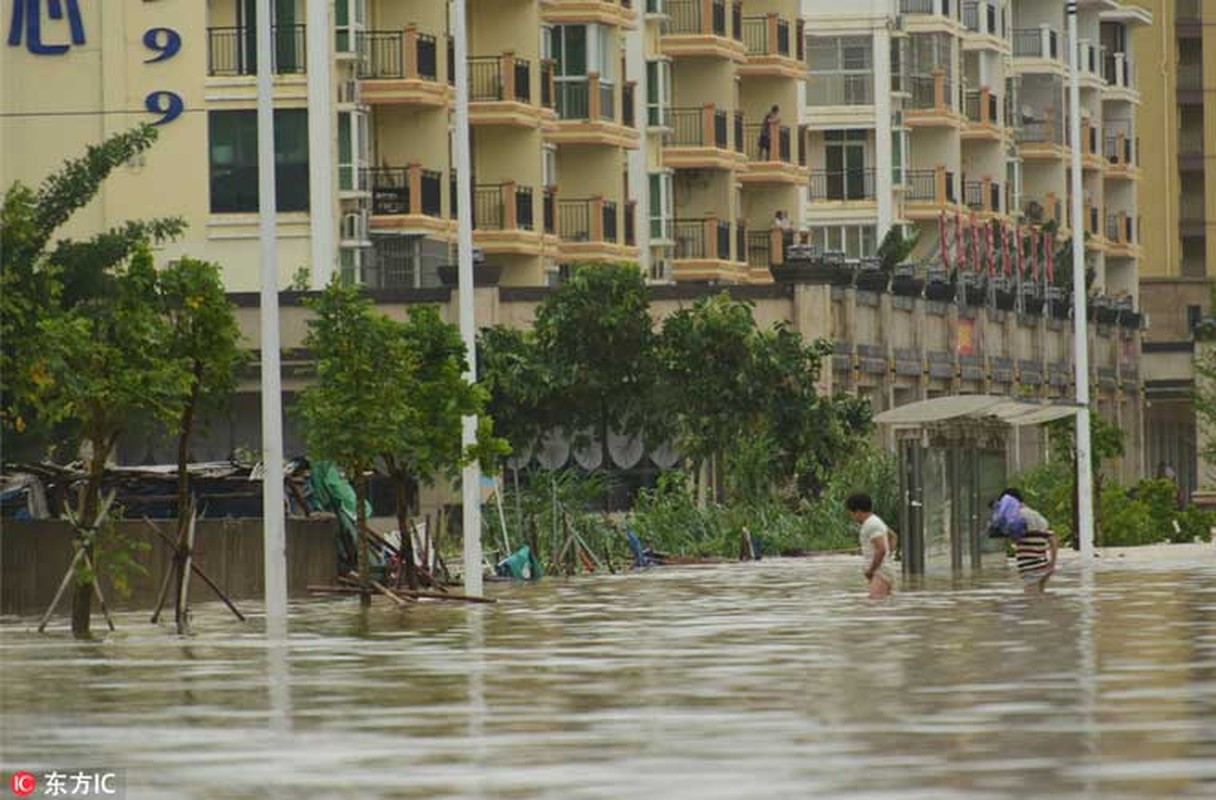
[759,105,780,160]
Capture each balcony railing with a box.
[668,106,729,147]
[468,55,532,103]
[1012,27,1060,60]
[1104,133,1135,166]
[541,60,555,109]
[1102,53,1134,91]
[1178,0,1202,23]
[1178,62,1202,92]
[962,1,998,34]
[667,0,742,39]
[742,15,791,57]
[207,25,306,76]
[357,28,438,80]
[672,217,737,260]
[1016,119,1062,146]
[543,188,556,234]
[807,73,873,106]
[744,123,792,162]
[557,198,594,242]
[963,179,1000,212]
[733,111,744,154]
[908,73,952,112]
[555,75,615,121]
[963,89,999,125]
[365,166,443,217]
[1021,195,1062,225]
[624,200,636,246]
[471,182,534,230]
[809,169,876,201]
[905,167,956,203]
[604,201,619,243]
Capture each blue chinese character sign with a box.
[7,0,84,55]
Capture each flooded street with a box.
[3,549,1215,799]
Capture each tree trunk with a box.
[71,437,107,638]
[173,373,201,633]
[600,398,611,513]
[393,471,420,591]
[354,471,371,607]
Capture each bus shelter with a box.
[874,396,1078,578]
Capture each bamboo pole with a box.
[143,516,246,622]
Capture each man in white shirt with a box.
[846,493,897,598]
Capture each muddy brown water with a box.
[2,551,1214,799]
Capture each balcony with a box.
[962,178,1002,215]
[1079,120,1104,171]
[745,229,787,271]
[365,165,450,237]
[808,169,876,203]
[906,71,960,127]
[662,0,746,62]
[961,87,1002,140]
[664,105,743,170]
[467,181,549,255]
[356,27,449,107]
[467,53,552,127]
[1105,212,1138,257]
[1083,204,1105,249]
[1102,52,1136,97]
[671,216,747,281]
[807,73,874,107]
[1012,27,1064,72]
[1075,41,1105,89]
[899,0,960,26]
[555,196,636,262]
[1015,117,1067,160]
[904,166,958,219]
[207,25,306,76]
[548,74,639,148]
[541,0,637,28]
[1021,194,1063,228]
[962,1,1003,44]
[739,14,803,79]
[740,123,802,184]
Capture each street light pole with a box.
[256,0,288,631]
[450,0,483,595]
[1067,0,1095,561]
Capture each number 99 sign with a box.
[145,91,184,125]
[142,27,182,63]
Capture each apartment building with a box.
[1133,0,1216,500]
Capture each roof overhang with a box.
[874,395,1082,428]
[1100,4,1152,26]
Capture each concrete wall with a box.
[1,519,337,617]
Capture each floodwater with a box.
[3,549,1215,800]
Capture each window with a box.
[550,24,617,119]
[824,129,869,200]
[807,36,873,105]
[209,109,310,213]
[808,224,877,257]
[646,59,671,126]
[543,145,557,187]
[337,111,368,192]
[334,0,365,54]
[649,171,673,240]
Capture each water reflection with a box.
[2,551,1215,799]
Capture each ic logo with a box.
[9,771,36,797]
[7,0,85,56]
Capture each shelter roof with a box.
[873,395,1080,428]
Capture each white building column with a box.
[873,21,894,236]
[307,0,336,287]
[625,25,650,273]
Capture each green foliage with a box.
[533,263,657,442]
[90,519,152,599]
[477,325,555,457]
[2,124,185,449]
[877,226,920,272]
[289,266,311,291]
[1173,504,1216,544]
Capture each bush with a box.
[1173,505,1216,544]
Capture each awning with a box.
[873,394,1081,427]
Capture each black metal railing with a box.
[809,169,876,201]
[669,107,703,145]
[746,230,772,267]
[1013,28,1059,59]
[603,200,618,243]
[905,169,937,201]
[555,80,591,120]
[900,0,937,13]
[599,81,615,120]
[717,220,731,260]
[731,1,742,40]
[207,25,306,76]
[469,57,504,101]
[366,168,410,216]
[541,60,555,108]
[733,112,744,153]
[543,188,556,234]
[734,220,746,262]
[514,58,532,102]
[673,218,707,259]
[473,184,504,229]
[558,199,592,241]
[516,185,534,229]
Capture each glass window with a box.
[649,172,671,240]
[209,109,310,213]
[338,113,352,192]
[646,59,668,126]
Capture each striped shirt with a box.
[1013,505,1053,581]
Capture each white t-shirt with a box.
[859,513,892,572]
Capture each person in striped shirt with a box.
[997,488,1059,594]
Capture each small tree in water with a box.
[2,125,188,637]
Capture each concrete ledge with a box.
[1,518,337,617]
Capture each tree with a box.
[2,125,188,637]
[477,324,554,459]
[296,280,411,604]
[36,247,192,635]
[1046,409,1126,545]
[159,257,247,632]
[2,125,185,456]
[533,264,657,462]
[380,305,505,590]
[657,293,762,502]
